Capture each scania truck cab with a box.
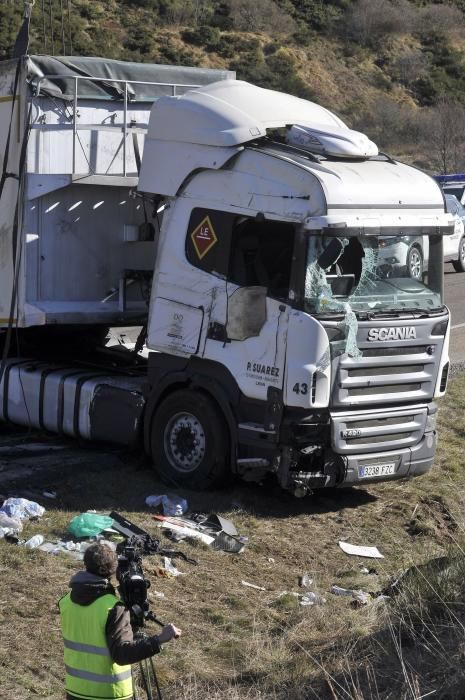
[0,59,452,496]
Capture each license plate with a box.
[359,463,396,479]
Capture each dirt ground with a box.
[1,375,465,699]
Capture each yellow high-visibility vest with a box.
[59,592,133,699]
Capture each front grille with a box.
[362,345,427,357]
[332,406,427,454]
[330,334,442,407]
[348,383,422,396]
[349,365,422,377]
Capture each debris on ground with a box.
[331,585,357,597]
[339,541,384,559]
[163,557,184,577]
[331,585,370,607]
[153,511,247,553]
[24,534,45,549]
[68,512,115,538]
[0,497,45,520]
[242,580,266,591]
[277,590,326,606]
[155,519,215,546]
[299,573,313,588]
[145,494,188,516]
[0,512,23,533]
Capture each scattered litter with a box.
[339,541,384,559]
[210,530,245,554]
[110,511,153,539]
[150,591,165,599]
[154,512,246,553]
[299,573,313,588]
[300,591,326,606]
[242,580,266,592]
[164,528,189,543]
[0,512,23,532]
[331,585,371,607]
[145,494,188,516]
[331,585,355,597]
[163,557,184,577]
[68,513,114,538]
[360,566,370,574]
[277,591,325,606]
[201,514,238,537]
[268,557,275,564]
[0,498,45,520]
[42,491,57,500]
[157,520,215,546]
[38,541,84,560]
[24,534,45,549]
[351,590,370,608]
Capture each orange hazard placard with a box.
[191,216,218,260]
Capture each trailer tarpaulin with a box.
[25,55,235,102]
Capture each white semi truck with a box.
[0,55,452,496]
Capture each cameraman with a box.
[59,542,181,700]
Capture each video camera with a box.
[116,538,159,629]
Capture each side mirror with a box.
[226,286,267,341]
[317,238,344,269]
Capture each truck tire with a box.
[452,237,465,272]
[151,389,229,489]
[407,245,423,280]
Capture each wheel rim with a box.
[409,249,422,279]
[164,411,206,473]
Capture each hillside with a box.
[2,0,465,169]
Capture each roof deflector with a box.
[146,80,353,148]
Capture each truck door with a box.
[203,217,295,402]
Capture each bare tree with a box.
[392,50,429,91]
[418,3,464,35]
[423,99,465,174]
[344,0,415,45]
[227,0,295,34]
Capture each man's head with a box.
[84,543,118,578]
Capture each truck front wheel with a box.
[151,389,229,489]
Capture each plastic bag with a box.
[145,494,188,517]
[0,512,23,532]
[0,497,45,520]
[68,513,114,538]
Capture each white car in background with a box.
[444,194,465,272]
[377,194,465,279]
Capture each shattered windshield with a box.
[304,234,443,316]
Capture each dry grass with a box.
[1,376,465,699]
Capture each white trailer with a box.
[0,55,234,330]
[0,56,453,496]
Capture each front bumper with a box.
[338,430,437,486]
[273,403,438,495]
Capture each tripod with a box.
[132,611,165,700]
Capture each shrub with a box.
[227,0,295,34]
[182,25,221,49]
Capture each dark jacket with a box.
[63,571,161,700]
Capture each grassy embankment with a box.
[1,375,465,699]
